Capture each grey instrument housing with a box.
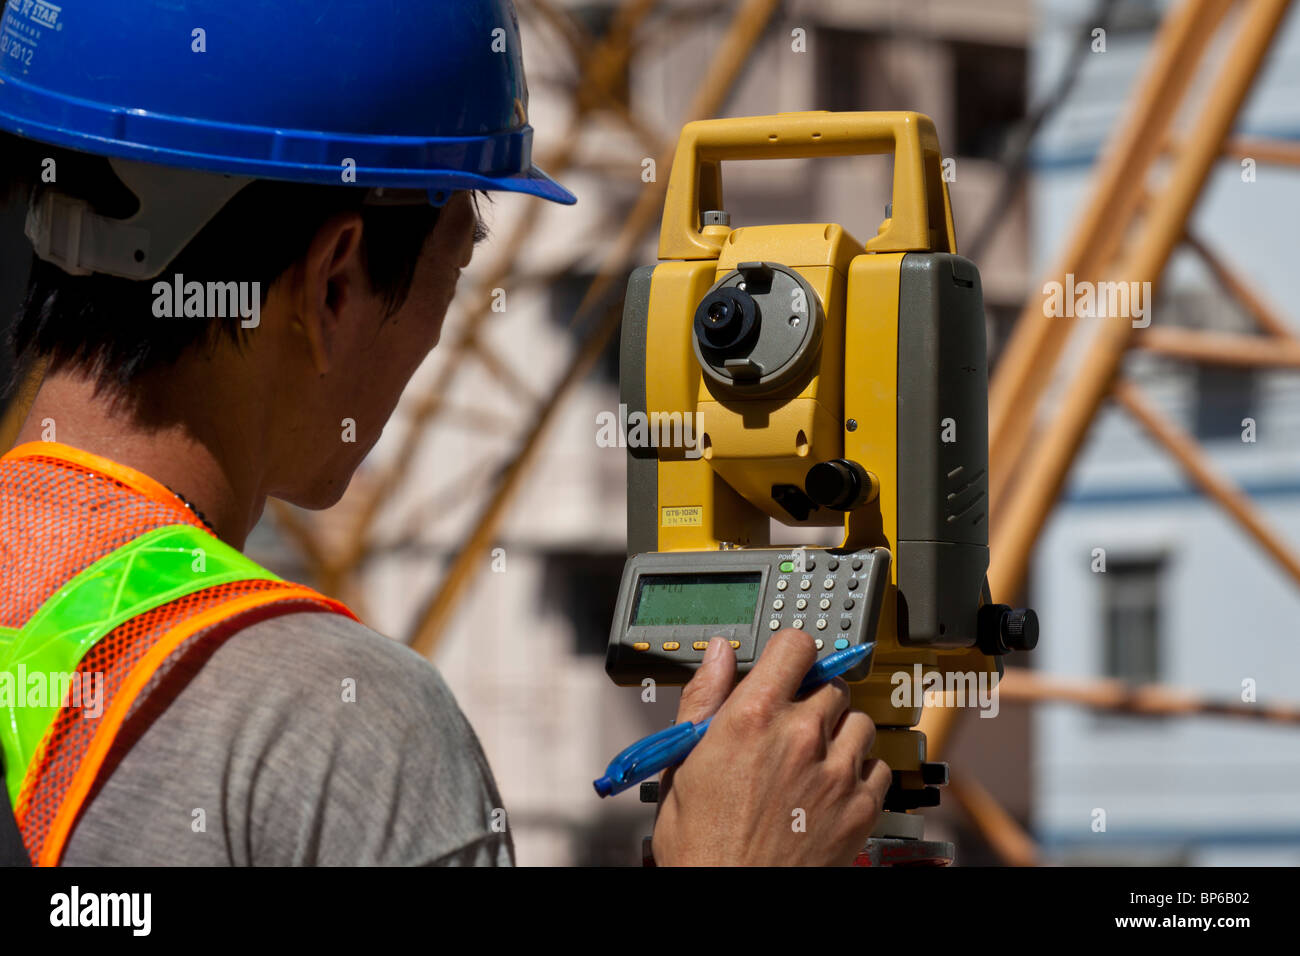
[606,547,890,685]
[894,253,990,648]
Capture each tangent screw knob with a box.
[1001,608,1039,651]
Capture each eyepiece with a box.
[694,286,760,354]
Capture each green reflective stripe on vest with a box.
[0,524,279,805]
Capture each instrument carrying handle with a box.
[659,111,957,259]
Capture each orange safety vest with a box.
[0,441,356,865]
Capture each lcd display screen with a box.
[630,572,761,627]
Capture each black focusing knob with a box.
[804,459,874,511]
[977,604,1040,655]
[694,286,760,355]
[1002,608,1039,651]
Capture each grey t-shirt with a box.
[60,612,513,866]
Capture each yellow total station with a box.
[607,111,1038,839]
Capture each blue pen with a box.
[593,641,876,798]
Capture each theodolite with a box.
[606,111,1037,865]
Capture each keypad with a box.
[763,549,879,659]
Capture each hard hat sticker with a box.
[1,0,63,75]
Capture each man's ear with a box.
[294,212,366,376]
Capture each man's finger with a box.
[729,628,818,709]
[828,709,877,777]
[660,637,736,812]
[803,677,851,740]
[674,636,737,725]
[856,758,893,811]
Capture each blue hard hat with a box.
[0,0,576,205]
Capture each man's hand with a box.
[650,630,891,866]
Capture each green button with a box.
[779,560,794,573]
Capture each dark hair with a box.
[1,134,448,390]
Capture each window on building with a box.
[548,269,630,387]
[950,41,1026,159]
[540,550,627,656]
[1194,365,1256,442]
[814,28,879,114]
[1107,0,1165,34]
[570,813,647,866]
[569,3,631,111]
[1101,557,1163,685]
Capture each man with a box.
[0,0,890,866]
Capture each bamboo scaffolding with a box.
[999,667,1300,723]
[986,0,1236,522]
